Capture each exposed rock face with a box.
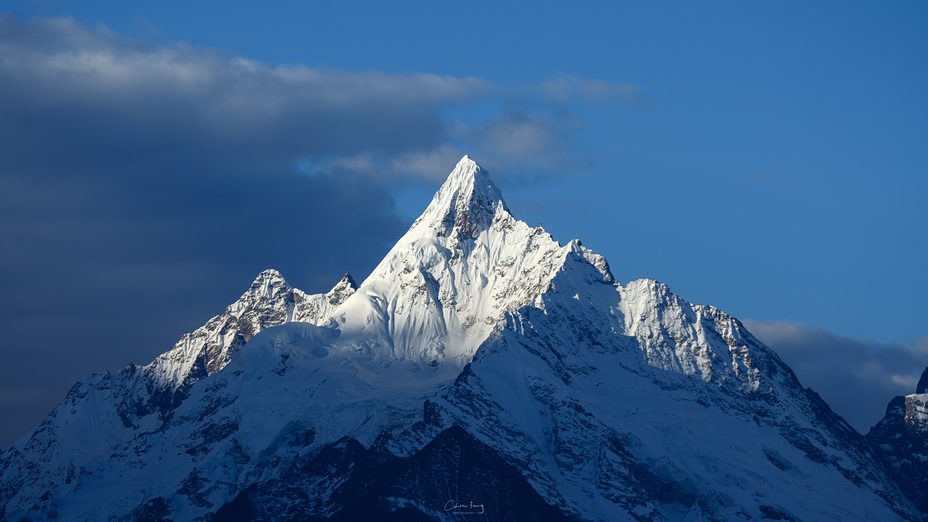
[867,367,928,520]
[0,156,920,521]
[212,423,572,522]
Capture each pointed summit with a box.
[326,273,357,306]
[337,272,357,289]
[246,268,292,300]
[917,367,928,394]
[412,155,509,243]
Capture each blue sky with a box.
[1,1,925,445]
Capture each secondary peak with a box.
[917,367,928,394]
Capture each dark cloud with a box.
[0,14,640,447]
[742,319,928,434]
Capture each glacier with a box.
[0,156,920,521]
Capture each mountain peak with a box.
[247,269,291,299]
[4,156,922,522]
[917,367,928,394]
[337,272,357,289]
[411,155,509,244]
[326,273,357,306]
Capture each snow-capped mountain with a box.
[0,156,920,521]
[867,368,928,520]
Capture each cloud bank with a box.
[743,319,928,434]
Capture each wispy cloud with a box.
[320,146,471,182]
[742,319,928,434]
[745,167,794,191]
[135,17,164,37]
[450,109,593,178]
[536,73,646,104]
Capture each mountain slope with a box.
[0,156,919,521]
